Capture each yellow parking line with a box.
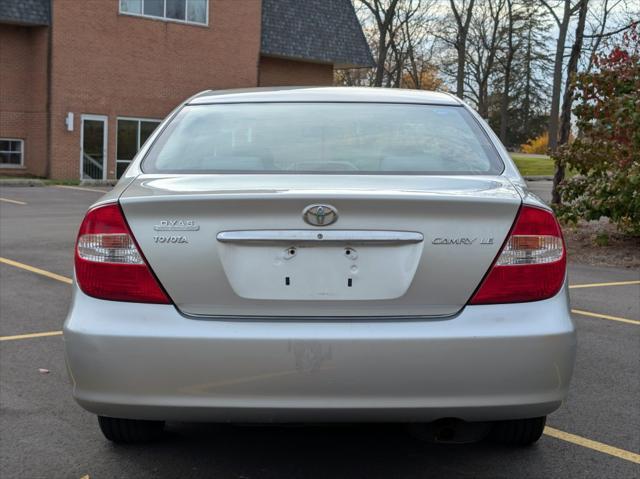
[571,309,640,326]
[0,257,72,284]
[0,197,27,205]
[0,330,62,342]
[544,426,640,464]
[54,185,107,193]
[570,280,640,289]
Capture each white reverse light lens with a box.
[77,233,143,264]
[496,235,563,266]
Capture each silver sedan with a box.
[64,87,575,445]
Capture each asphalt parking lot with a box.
[1,186,639,479]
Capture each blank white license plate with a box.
[217,243,423,301]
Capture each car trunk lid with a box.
[119,174,521,317]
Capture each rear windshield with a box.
[142,103,503,175]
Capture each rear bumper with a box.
[63,285,576,422]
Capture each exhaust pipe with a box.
[408,418,492,444]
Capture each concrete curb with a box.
[79,179,118,186]
[0,179,119,187]
[0,179,46,187]
[524,176,553,181]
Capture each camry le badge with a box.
[302,204,338,227]
[432,237,494,245]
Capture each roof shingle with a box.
[261,0,374,69]
[0,0,50,25]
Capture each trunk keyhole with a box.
[344,247,358,260]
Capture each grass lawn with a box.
[510,154,554,176]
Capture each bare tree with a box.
[540,0,584,152]
[353,0,428,88]
[403,16,440,89]
[449,0,476,98]
[499,0,517,142]
[387,0,425,87]
[552,0,590,203]
[359,0,402,87]
[584,0,638,71]
[337,0,632,159]
[585,0,616,71]
[398,0,442,89]
[465,0,506,117]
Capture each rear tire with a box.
[490,416,546,446]
[98,416,165,443]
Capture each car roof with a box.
[188,87,461,106]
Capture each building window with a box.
[120,0,208,25]
[0,139,24,167]
[117,118,161,178]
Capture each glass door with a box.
[80,115,108,180]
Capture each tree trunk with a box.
[552,0,589,204]
[547,0,572,153]
[478,78,489,118]
[523,20,532,134]
[456,31,467,97]
[362,0,400,87]
[499,0,514,143]
[474,0,504,119]
[394,52,404,87]
[499,67,512,142]
[374,34,388,87]
[450,0,475,99]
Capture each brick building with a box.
[0,0,372,179]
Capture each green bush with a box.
[554,26,640,235]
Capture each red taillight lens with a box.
[75,203,170,304]
[470,205,566,304]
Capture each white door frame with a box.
[80,114,108,180]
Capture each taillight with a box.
[470,205,566,304]
[75,203,170,304]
